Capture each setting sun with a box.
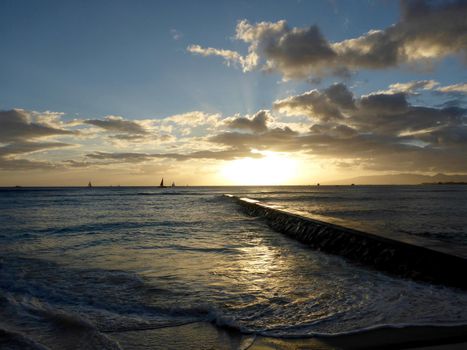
[220,151,298,185]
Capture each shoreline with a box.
[110,322,467,349]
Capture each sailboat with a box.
[159,178,166,188]
[88,181,92,188]
[171,181,175,187]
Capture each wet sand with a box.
[110,322,467,350]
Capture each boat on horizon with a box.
[159,178,166,188]
[171,181,175,187]
[88,181,92,188]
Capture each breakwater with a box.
[225,194,467,290]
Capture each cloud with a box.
[436,83,467,94]
[273,83,354,122]
[187,44,257,71]
[0,157,57,171]
[210,82,465,172]
[86,151,155,163]
[85,148,260,163]
[275,87,465,135]
[379,80,439,94]
[188,1,467,79]
[82,115,181,145]
[237,20,336,77]
[0,141,74,171]
[0,109,73,142]
[324,83,356,109]
[224,110,271,133]
[163,111,221,127]
[170,29,183,40]
[84,116,148,135]
[210,126,299,152]
[0,141,72,157]
[4,90,467,176]
[358,93,409,115]
[376,80,467,97]
[0,109,75,171]
[235,83,467,172]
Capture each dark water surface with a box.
[1,186,466,349]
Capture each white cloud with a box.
[436,83,467,94]
[378,80,439,94]
[170,29,183,40]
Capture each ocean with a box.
[1,186,467,349]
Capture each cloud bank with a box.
[1,79,466,175]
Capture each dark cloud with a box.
[324,83,356,110]
[189,0,467,79]
[63,160,101,168]
[0,157,56,171]
[358,93,409,115]
[274,89,345,122]
[273,83,355,122]
[417,125,467,147]
[0,109,74,171]
[0,141,72,170]
[85,147,261,163]
[210,126,299,152]
[275,88,465,136]
[336,0,467,73]
[180,148,262,160]
[84,116,148,135]
[261,24,336,77]
[0,142,72,157]
[309,124,358,139]
[0,109,73,142]
[86,152,154,163]
[225,110,271,133]
[353,104,465,136]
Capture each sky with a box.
[0,0,466,186]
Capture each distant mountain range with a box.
[327,173,467,185]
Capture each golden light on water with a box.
[220,151,298,185]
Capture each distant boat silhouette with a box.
[171,181,175,187]
[88,181,92,188]
[159,178,166,188]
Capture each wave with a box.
[398,229,467,245]
[0,295,123,350]
[21,219,209,238]
[137,191,213,196]
[4,285,467,341]
[259,322,467,339]
[0,327,51,350]
[3,273,467,342]
[161,244,241,254]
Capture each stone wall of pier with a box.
[227,195,467,290]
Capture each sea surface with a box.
[1,185,467,349]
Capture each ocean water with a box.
[1,186,467,349]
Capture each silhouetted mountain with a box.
[327,173,467,185]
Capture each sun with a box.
[220,151,298,185]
